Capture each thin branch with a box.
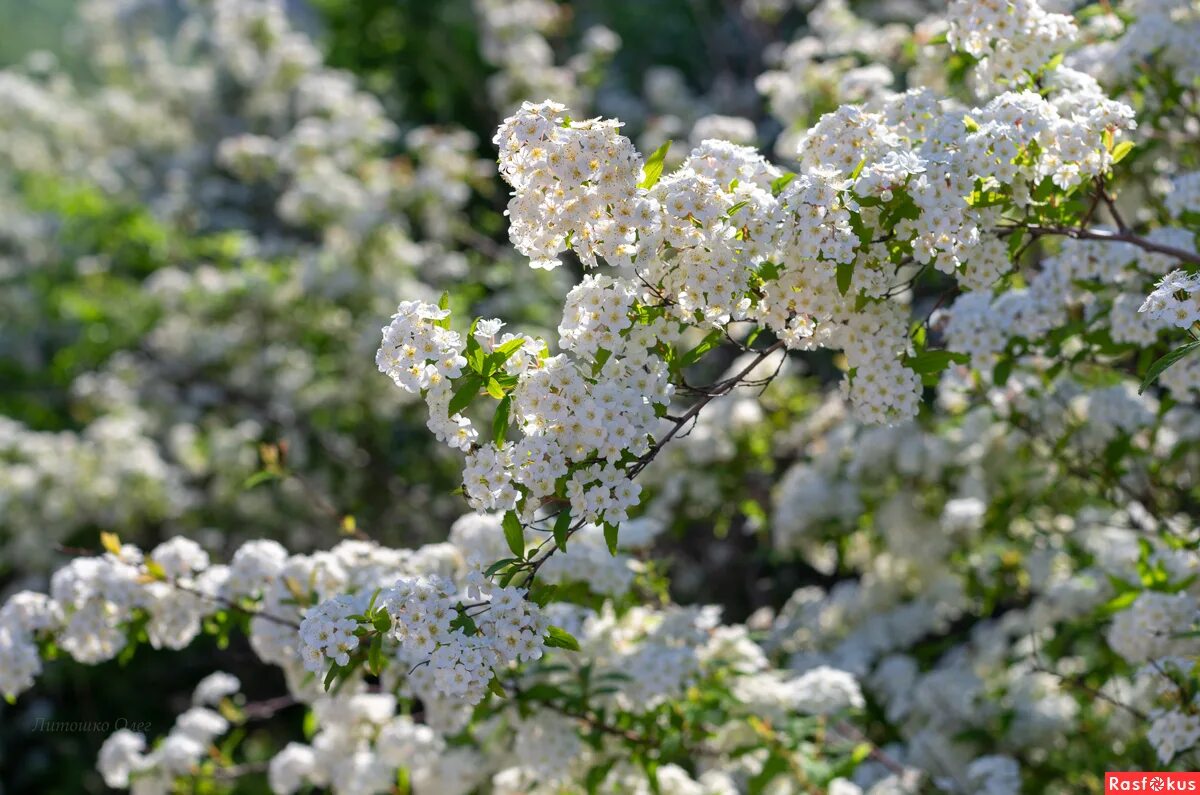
[628,340,787,479]
[1029,662,1148,722]
[208,760,271,780]
[830,721,909,777]
[239,694,300,720]
[1000,224,1200,266]
[521,340,789,583]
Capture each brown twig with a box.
[999,225,1200,266]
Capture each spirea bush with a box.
[4,0,1200,793]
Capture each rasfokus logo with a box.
[1107,773,1200,792]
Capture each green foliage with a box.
[1140,340,1200,394]
[639,140,672,189]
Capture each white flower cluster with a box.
[756,0,910,153]
[269,695,454,794]
[942,225,1199,394]
[299,572,548,705]
[378,270,674,527]
[376,301,468,393]
[7,537,216,677]
[733,665,865,720]
[474,0,618,114]
[0,416,183,573]
[0,534,443,702]
[1071,0,1200,92]
[493,102,648,271]
[300,593,366,671]
[1107,591,1199,664]
[1148,707,1200,764]
[0,591,58,699]
[98,704,230,791]
[1166,171,1200,220]
[717,374,1200,784]
[486,16,1135,425]
[375,301,480,450]
[3,519,905,794]
[391,573,548,702]
[1140,270,1200,331]
[947,0,1077,89]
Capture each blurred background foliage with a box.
[0,0,78,69]
[311,0,756,129]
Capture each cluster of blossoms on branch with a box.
[4,0,1200,793]
[299,571,549,705]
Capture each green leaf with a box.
[487,675,507,698]
[467,345,485,375]
[639,140,672,189]
[436,292,452,329]
[1111,140,1134,164]
[836,261,855,296]
[993,356,1014,387]
[1099,590,1139,617]
[748,752,789,795]
[493,337,526,359]
[243,470,281,490]
[492,395,512,445]
[451,611,479,635]
[1140,341,1200,394]
[502,511,525,558]
[909,319,927,349]
[757,261,780,282]
[484,557,520,577]
[848,211,872,248]
[585,761,616,794]
[323,664,340,692]
[529,583,558,607]
[448,375,482,416]
[678,329,723,370]
[368,633,384,676]
[544,625,581,651]
[904,349,970,375]
[603,521,619,556]
[1006,229,1027,261]
[485,378,506,400]
[553,509,572,552]
[849,157,866,181]
[100,531,122,555]
[144,559,167,581]
[770,172,795,196]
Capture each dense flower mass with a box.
[5,0,1200,793]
